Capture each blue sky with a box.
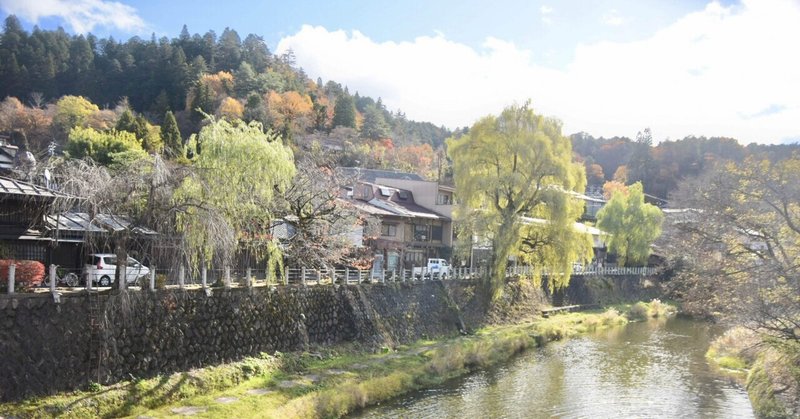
[1,0,798,144]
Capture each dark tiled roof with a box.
[352,182,447,220]
[337,167,424,183]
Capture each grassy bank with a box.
[706,327,800,418]
[1,301,672,418]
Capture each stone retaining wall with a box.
[0,275,660,402]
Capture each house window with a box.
[436,193,452,205]
[405,250,424,264]
[414,224,428,241]
[431,225,443,241]
[381,223,397,237]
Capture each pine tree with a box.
[361,104,389,139]
[190,81,213,123]
[332,94,356,129]
[116,109,136,133]
[161,110,182,158]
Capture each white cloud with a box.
[278,0,800,144]
[540,5,554,25]
[0,0,147,34]
[601,9,626,26]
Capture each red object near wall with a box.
[0,259,45,291]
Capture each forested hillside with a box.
[2,13,798,193]
[0,15,451,177]
[571,130,800,201]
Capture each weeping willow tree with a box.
[175,118,295,271]
[448,102,590,299]
[597,182,663,266]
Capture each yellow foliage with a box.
[217,97,244,120]
[602,180,628,200]
[200,71,235,101]
[613,165,628,183]
[266,91,313,135]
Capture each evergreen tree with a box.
[150,90,170,121]
[161,110,182,158]
[332,94,356,129]
[190,81,214,123]
[360,104,389,139]
[215,27,242,71]
[626,128,656,193]
[241,34,271,72]
[115,109,136,133]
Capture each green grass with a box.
[0,309,632,419]
[705,326,759,377]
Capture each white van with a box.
[84,253,150,286]
[412,258,451,279]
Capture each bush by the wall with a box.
[0,259,45,291]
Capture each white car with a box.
[84,253,150,287]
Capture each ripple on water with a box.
[354,318,754,419]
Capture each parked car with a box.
[84,254,150,287]
[412,258,451,279]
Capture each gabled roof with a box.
[351,182,447,220]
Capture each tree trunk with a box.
[115,238,128,290]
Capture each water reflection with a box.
[355,317,753,418]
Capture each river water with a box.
[355,317,754,418]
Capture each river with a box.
[355,317,754,418]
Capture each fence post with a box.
[316,269,321,285]
[224,266,231,289]
[150,267,156,291]
[7,263,15,295]
[201,267,207,289]
[178,265,185,289]
[119,263,127,291]
[345,268,350,285]
[301,267,306,286]
[49,264,57,293]
[246,267,252,288]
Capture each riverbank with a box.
[0,301,673,418]
[706,326,800,418]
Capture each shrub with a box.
[627,302,649,320]
[0,259,45,290]
[600,308,625,325]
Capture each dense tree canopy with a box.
[571,131,800,200]
[448,102,590,297]
[65,126,147,166]
[666,156,800,354]
[596,182,663,266]
[0,16,453,166]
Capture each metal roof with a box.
[0,176,71,199]
[46,212,157,235]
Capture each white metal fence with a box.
[3,263,661,294]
